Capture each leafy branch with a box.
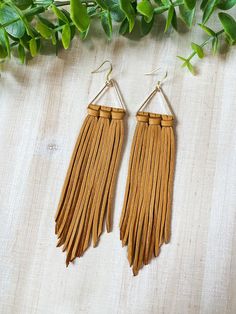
[0,0,235,73]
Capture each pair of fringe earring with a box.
[55,62,176,276]
[120,80,175,276]
[55,62,126,266]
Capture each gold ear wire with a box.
[145,68,168,90]
[137,68,171,114]
[90,60,126,110]
[91,60,113,85]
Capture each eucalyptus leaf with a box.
[18,43,25,63]
[179,4,195,28]
[80,25,90,39]
[186,61,195,74]
[119,0,135,32]
[217,0,236,10]
[51,5,69,23]
[218,12,236,42]
[200,0,208,10]
[36,20,52,39]
[110,6,125,22]
[0,4,25,38]
[95,0,108,10]
[137,0,154,23]
[191,42,204,58]
[164,5,174,32]
[101,10,112,39]
[29,37,38,57]
[62,23,71,49]
[202,0,219,24]
[70,0,90,32]
[119,18,129,35]
[153,5,169,14]
[105,0,125,22]
[177,56,188,62]
[212,36,219,54]
[171,8,178,30]
[184,0,196,10]
[0,29,10,58]
[13,0,33,10]
[198,23,216,36]
[141,15,154,35]
[51,32,57,45]
[60,9,76,40]
[0,45,8,59]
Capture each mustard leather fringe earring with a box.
[120,70,175,275]
[55,61,126,266]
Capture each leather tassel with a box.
[119,112,149,248]
[155,115,175,254]
[55,104,100,240]
[55,104,125,266]
[120,112,175,275]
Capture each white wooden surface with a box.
[0,17,236,314]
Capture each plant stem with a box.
[54,1,96,7]
[187,29,224,62]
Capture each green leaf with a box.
[171,8,178,30]
[0,4,25,38]
[141,15,154,35]
[0,29,10,58]
[70,0,90,32]
[38,15,55,29]
[202,0,219,24]
[160,0,170,4]
[137,0,154,23]
[174,0,184,4]
[200,0,208,10]
[101,10,112,39]
[12,0,32,10]
[186,61,195,74]
[164,5,174,32]
[179,4,195,28]
[191,42,204,58]
[178,57,195,74]
[95,0,108,9]
[198,24,216,36]
[60,9,76,40]
[0,45,8,59]
[29,37,38,57]
[110,6,125,22]
[62,24,71,49]
[119,18,129,35]
[106,0,125,22]
[153,5,169,14]
[18,44,25,63]
[177,56,188,63]
[217,0,236,10]
[51,32,57,45]
[80,26,90,40]
[51,5,69,23]
[35,20,52,39]
[119,0,135,32]
[184,0,196,10]
[218,12,236,42]
[212,36,219,54]
[7,2,34,37]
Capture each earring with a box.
[55,60,126,266]
[120,70,176,275]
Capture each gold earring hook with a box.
[145,67,168,89]
[137,67,171,114]
[91,60,113,84]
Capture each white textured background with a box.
[0,14,236,314]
